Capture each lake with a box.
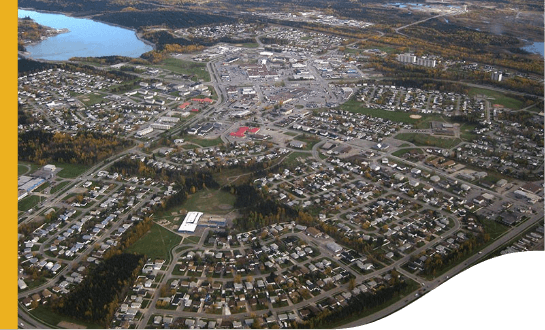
[521,41,544,57]
[18,9,153,61]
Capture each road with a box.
[395,9,466,37]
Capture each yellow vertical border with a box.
[1,0,17,329]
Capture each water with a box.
[521,42,544,57]
[18,9,153,61]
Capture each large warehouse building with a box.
[178,212,204,233]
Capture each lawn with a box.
[459,123,479,141]
[242,42,259,48]
[126,223,182,263]
[183,236,201,244]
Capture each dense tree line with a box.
[230,184,299,231]
[102,217,154,260]
[18,57,57,74]
[19,0,156,16]
[422,230,489,277]
[18,57,141,84]
[18,130,132,166]
[18,103,36,126]
[110,156,220,215]
[67,55,135,65]
[296,277,408,328]
[51,253,145,326]
[95,10,236,30]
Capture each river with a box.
[18,9,153,61]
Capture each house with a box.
[305,227,322,238]
[289,140,306,149]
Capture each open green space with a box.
[50,181,71,194]
[34,182,50,192]
[155,58,210,82]
[394,133,462,149]
[294,134,321,150]
[18,162,41,175]
[340,100,443,126]
[214,167,251,186]
[391,148,424,157]
[56,163,89,179]
[468,88,523,110]
[283,151,312,167]
[27,304,102,329]
[242,42,259,48]
[79,92,107,106]
[183,135,223,148]
[18,164,30,175]
[183,236,201,245]
[480,219,510,240]
[18,195,41,212]
[181,188,236,215]
[126,223,182,263]
[365,45,397,54]
[459,123,479,141]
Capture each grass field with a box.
[294,134,321,150]
[50,181,72,194]
[459,123,479,141]
[126,223,182,263]
[183,135,223,148]
[395,133,462,149]
[340,100,444,126]
[468,88,523,110]
[181,188,236,214]
[156,58,210,82]
[18,162,41,175]
[283,151,312,167]
[18,195,41,212]
[242,42,259,48]
[28,304,103,329]
[391,148,424,157]
[56,163,89,179]
[79,92,106,106]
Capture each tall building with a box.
[491,71,503,81]
[417,57,437,68]
[397,53,417,64]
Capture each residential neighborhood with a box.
[17,8,543,330]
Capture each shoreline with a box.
[18,7,156,57]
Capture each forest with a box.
[19,0,157,16]
[18,130,132,166]
[51,253,145,326]
[96,10,235,30]
[404,20,523,53]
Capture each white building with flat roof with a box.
[178,212,204,233]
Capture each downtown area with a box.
[17,0,544,329]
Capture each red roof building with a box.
[229,127,260,138]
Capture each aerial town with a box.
[17,0,543,329]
